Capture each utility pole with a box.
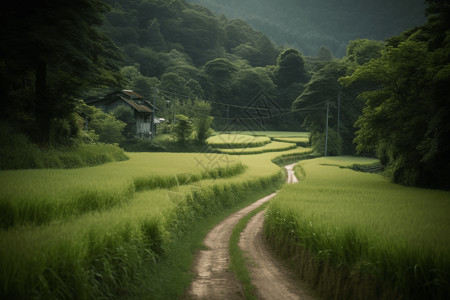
[151,87,157,139]
[324,101,329,157]
[337,90,341,138]
[226,105,230,128]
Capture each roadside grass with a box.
[207,134,271,149]
[216,141,297,155]
[0,148,296,299]
[265,156,450,300]
[0,153,245,228]
[123,188,275,300]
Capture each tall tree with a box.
[0,0,123,144]
[275,48,308,88]
[340,0,450,188]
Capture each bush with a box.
[173,114,192,144]
[121,138,167,152]
[0,121,128,170]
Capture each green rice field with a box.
[216,141,298,155]
[2,132,449,300]
[0,147,295,299]
[265,156,450,300]
[215,131,310,138]
[207,134,271,148]
[207,133,308,155]
[272,137,310,146]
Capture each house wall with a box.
[90,96,152,138]
[135,113,151,137]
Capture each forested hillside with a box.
[99,0,314,131]
[189,0,426,57]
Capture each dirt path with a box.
[186,193,277,299]
[186,164,313,299]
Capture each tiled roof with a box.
[122,90,143,99]
[121,97,152,113]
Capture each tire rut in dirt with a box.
[186,193,277,299]
[239,210,314,300]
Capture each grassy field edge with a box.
[120,186,279,299]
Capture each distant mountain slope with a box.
[188,0,426,56]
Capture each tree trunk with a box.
[35,58,50,144]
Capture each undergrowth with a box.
[0,122,128,170]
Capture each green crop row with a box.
[0,153,246,228]
[207,134,271,149]
[264,157,450,300]
[272,137,310,147]
[214,131,310,138]
[270,148,316,166]
[0,166,284,299]
[216,141,298,155]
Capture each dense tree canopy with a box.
[190,0,426,56]
[0,0,123,144]
[340,0,450,189]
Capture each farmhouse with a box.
[86,90,157,138]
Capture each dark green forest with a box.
[189,0,426,57]
[1,0,449,189]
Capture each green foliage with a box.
[120,138,167,152]
[0,0,123,144]
[275,48,308,88]
[77,101,126,144]
[316,46,334,61]
[340,20,450,188]
[0,121,127,170]
[120,65,159,100]
[310,128,342,156]
[265,157,450,299]
[111,105,136,139]
[194,116,214,144]
[346,39,385,65]
[293,59,363,154]
[189,0,426,57]
[173,114,193,144]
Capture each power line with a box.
[157,88,292,112]
[176,101,327,121]
[156,87,336,121]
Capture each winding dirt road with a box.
[186,164,313,299]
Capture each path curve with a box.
[187,193,277,299]
[238,163,313,300]
[187,163,313,299]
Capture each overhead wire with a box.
[156,87,336,121]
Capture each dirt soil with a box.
[186,164,313,299]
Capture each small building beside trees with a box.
[86,90,157,138]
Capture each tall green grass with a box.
[265,157,450,300]
[216,141,297,155]
[0,153,245,228]
[0,122,128,169]
[272,137,310,146]
[0,148,289,299]
[207,134,271,149]
[214,131,310,138]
